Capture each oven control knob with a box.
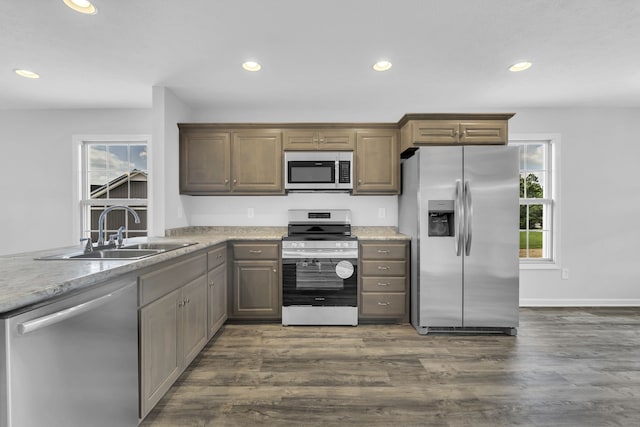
[291,242,298,248]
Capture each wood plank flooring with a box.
[141,308,640,426]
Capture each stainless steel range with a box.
[282,209,358,326]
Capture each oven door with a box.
[283,257,357,306]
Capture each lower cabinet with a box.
[229,241,281,320]
[139,254,208,419]
[207,244,228,339]
[359,240,410,322]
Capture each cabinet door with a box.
[231,131,283,193]
[459,121,508,145]
[180,131,231,193]
[140,288,181,418]
[412,120,460,145]
[318,130,355,150]
[283,130,317,150]
[231,260,280,319]
[354,130,399,194]
[181,275,208,367]
[207,263,227,339]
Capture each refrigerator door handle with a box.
[455,179,463,256]
[464,180,473,256]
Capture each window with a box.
[80,139,149,243]
[510,135,558,265]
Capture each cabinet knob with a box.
[224,179,229,184]
[209,280,215,287]
[273,269,277,273]
[358,180,362,185]
[178,301,184,307]
[233,179,237,184]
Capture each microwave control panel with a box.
[338,161,351,183]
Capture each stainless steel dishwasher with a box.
[1,276,138,427]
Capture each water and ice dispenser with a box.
[427,200,454,237]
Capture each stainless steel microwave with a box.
[284,151,353,191]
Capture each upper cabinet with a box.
[399,114,514,152]
[353,128,399,195]
[231,131,283,193]
[283,129,355,150]
[180,131,231,193]
[179,125,283,195]
[179,114,514,196]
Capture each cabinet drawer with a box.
[361,293,406,316]
[362,277,406,293]
[139,254,207,306]
[207,244,227,270]
[360,243,407,260]
[232,243,279,260]
[361,260,406,277]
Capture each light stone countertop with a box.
[0,226,408,315]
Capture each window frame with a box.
[72,135,151,245]
[509,133,561,269]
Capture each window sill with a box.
[519,262,559,270]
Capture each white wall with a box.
[0,109,151,256]
[511,108,640,305]
[150,87,192,235]
[184,193,397,227]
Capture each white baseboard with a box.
[520,298,640,307]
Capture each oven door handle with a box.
[281,251,359,259]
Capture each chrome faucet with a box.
[96,206,141,247]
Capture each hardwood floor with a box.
[141,308,640,426]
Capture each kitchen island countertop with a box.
[0,226,408,315]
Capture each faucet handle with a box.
[109,226,127,248]
[80,237,93,253]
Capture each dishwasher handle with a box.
[17,282,134,335]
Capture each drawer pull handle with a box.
[209,281,215,287]
[377,282,390,287]
[377,250,390,254]
[377,302,390,306]
[249,250,263,254]
[377,266,390,270]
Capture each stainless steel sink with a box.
[36,242,197,260]
[68,249,161,260]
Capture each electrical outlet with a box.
[378,208,386,219]
[561,268,569,280]
[247,208,255,218]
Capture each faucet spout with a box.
[96,205,141,246]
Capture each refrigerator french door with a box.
[400,146,519,335]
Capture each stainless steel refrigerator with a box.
[399,146,519,335]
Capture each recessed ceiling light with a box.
[14,69,40,79]
[373,60,393,72]
[509,61,532,72]
[63,0,98,15]
[242,61,262,72]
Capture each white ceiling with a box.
[2,0,640,119]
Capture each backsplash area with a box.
[181,193,398,227]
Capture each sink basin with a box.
[68,249,161,260]
[36,242,197,260]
